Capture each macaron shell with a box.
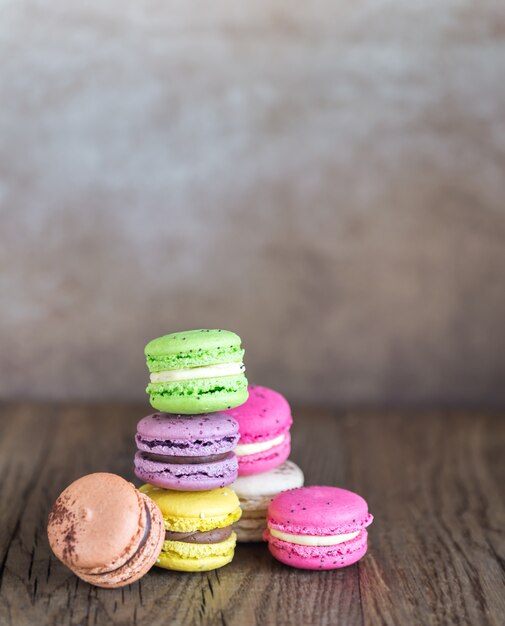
[76,495,165,588]
[231,461,304,498]
[148,378,248,415]
[156,531,237,571]
[233,512,268,542]
[140,485,240,518]
[135,412,239,456]
[145,329,242,361]
[231,462,305,542]
[236,494,273,514]
[139,485,242,533]
[237,432,291,476]
[267,486,373,536]
[224,385,292,443]
[146,331,244,373]
[265,529,369,570]
[47,473,146,574]
[157,547,235,572]
[134,451,238,491]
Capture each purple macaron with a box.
[134,412,240,491]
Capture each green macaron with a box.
[145,329,248,414]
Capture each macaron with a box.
[264,486,373,570]
[230,460,304,542]
[140,485,241,572]
[134,412,240,491]
[224,385,292,476]
[47,473,165,588]
[145,329,248,414]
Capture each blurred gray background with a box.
[1,0,505,407]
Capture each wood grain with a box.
[0,404,503,625]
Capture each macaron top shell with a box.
[136,412,239,456]
[47,473,145,571]
[145,329,244,372]
[141,485,239,518]
[267,486,373,536]
[140,485,241,533]
[231,461,304,498]
[224,385,292,443]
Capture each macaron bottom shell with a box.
[265,529,369,570]
[134,452,238,491]
[230,461,305,542]
[156,533,237,572]
[233,513,268,542]
[147,376,249,415]
[232,496,271,542]
[237,434,291,476]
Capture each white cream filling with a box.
[150,362,244,383]
[235,434,285,457]
[269,528,360,546]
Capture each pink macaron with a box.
[264,486,373,570]
[224,385,292,476]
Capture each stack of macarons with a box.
[135,329,248,572]
[47,327,374,587]
[225,385,305,542]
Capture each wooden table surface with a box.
[0,404,503,626]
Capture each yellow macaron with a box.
[140,485,241,572]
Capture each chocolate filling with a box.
[164,526,232,544]
[137,436,237,450]
[141,451,233,465]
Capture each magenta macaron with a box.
[264,486,373,570]
[134,412,240,491]
[224,385,292,476]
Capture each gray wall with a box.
[2,1,505,407]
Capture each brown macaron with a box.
[47,473,164,588]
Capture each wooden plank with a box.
[341,411,505,626]
[0,405,503,625]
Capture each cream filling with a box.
[150,362,244,383]
[235,434,285,457]
[269,528,360,546]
